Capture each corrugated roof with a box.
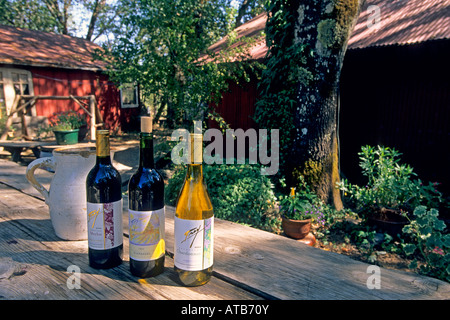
[0,24,109,71]
[207,12,267,60]
[349,0,450,49]
[208,0,450,59]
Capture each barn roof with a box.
[0,24,109,71]
[208,0,450,60]
[349,0,450,49]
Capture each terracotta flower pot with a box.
[281,216,311,239]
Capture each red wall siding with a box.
[29,67,136,131]
[209,79,258,130]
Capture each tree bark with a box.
[86,0,106,41]
[257,0,364,209]
[288,0,364,209]
[44,0,70,35]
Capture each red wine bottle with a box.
[86,129,123,269]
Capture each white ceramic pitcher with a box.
[26,146,96,240]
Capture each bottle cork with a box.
[141,116,152,133]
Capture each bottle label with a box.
[87,200,123,250]
[174,217,213,271]
[129,207,165,261]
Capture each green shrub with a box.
[402,206,450,282]
[337,145,444,215]
[166,163,279,232]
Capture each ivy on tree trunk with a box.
[256,0,364,209]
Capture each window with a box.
[120,83,139,108]
[12,72,31,96]
[0,68,35,116]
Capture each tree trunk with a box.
[86,0,106,41]
[257,0,364,209]
[290,0,364,209]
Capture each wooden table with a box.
[1,159,449,302]
[0,141,54,162]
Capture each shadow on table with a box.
[0,218,182,288]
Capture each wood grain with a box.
[2,158,450,300]
[0,183,262,300]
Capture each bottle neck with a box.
[139,132,154,169]
[96,132,112,165]
[186,164,203,182]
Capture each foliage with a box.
[278,176,325,226]
[0,0,121,41]
[49,111,86,131]
[0,0,58,33]
[166,163,279,232]
[103,0,262,131]
[254,1,313,179]
[233,0,266,27]
[402,206,450,282]
[337,145,444,215]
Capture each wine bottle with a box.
[86,129,123,269]
[128,116,165,278]
[174,133,214,286]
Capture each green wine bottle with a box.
[128,116,165,277]
[86,129,123,269]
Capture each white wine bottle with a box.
[174,133,214,286]
[86,129,123,269]
[128,116,165,277]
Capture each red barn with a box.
[0,25,139,138]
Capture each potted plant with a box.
[337,145,444,237]
[279,177,325,239]
[50,111,87,145]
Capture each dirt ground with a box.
[313,227,415,273]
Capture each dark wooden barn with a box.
[208,0,450,195]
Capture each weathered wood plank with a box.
[0,184,262,300]
[0,158,53,200]
[159,207,450,300]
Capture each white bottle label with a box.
[174,217,213,271]
[87,200,123,250]
[129,207,165,261]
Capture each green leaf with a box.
[403,243,416,256]
[413,206,427,218]
[408,259,418,269]
[433,219,446,232]
[442,234,450,248]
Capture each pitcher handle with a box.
[26,157,56,204]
